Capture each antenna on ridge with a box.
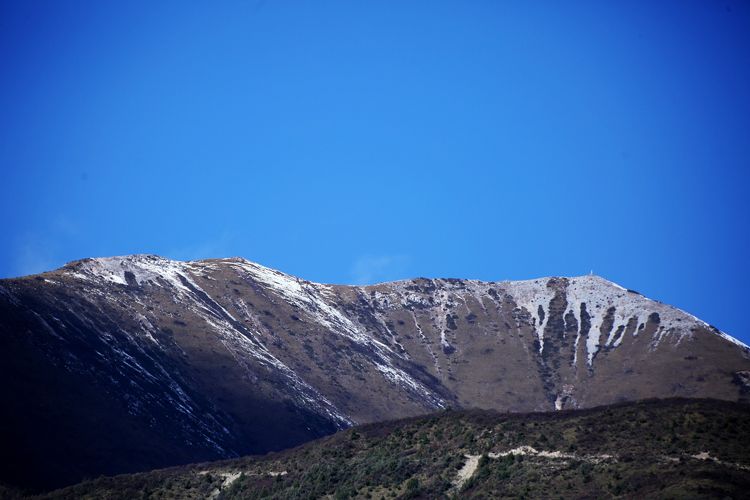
[590,269,593,276]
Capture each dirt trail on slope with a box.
[204,471,241,500]
[453,454,481,489]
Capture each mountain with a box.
[0,255,748,492]
[32,399,750,499]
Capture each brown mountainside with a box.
[0,255,748,492]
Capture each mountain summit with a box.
[1,255,748,491]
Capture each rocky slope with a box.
[0,255,748,491]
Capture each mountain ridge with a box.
[38,253,749,353]
[1,254,748,491]
[37,253,747,348]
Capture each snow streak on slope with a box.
[500,275,749,365]
[225,259,446,409]
[68,255,352,428]
[77,257,750,358]
[507,279,556,355]
[59,255,748,419]
[27,284,234,454]
[375,273,745,367]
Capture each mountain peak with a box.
[1,253,749,491]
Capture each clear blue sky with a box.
[1,1,749,342]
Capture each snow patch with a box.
[504,279,555,355]
[228,259,445,408]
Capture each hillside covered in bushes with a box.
[28,399,750,499]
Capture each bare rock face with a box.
[0,255,748,491]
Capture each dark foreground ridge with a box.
[21,399,750,500]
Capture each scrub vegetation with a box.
[31,398,750,500]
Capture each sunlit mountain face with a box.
[1,255,748,492]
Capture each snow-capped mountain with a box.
[1,255,748,491]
